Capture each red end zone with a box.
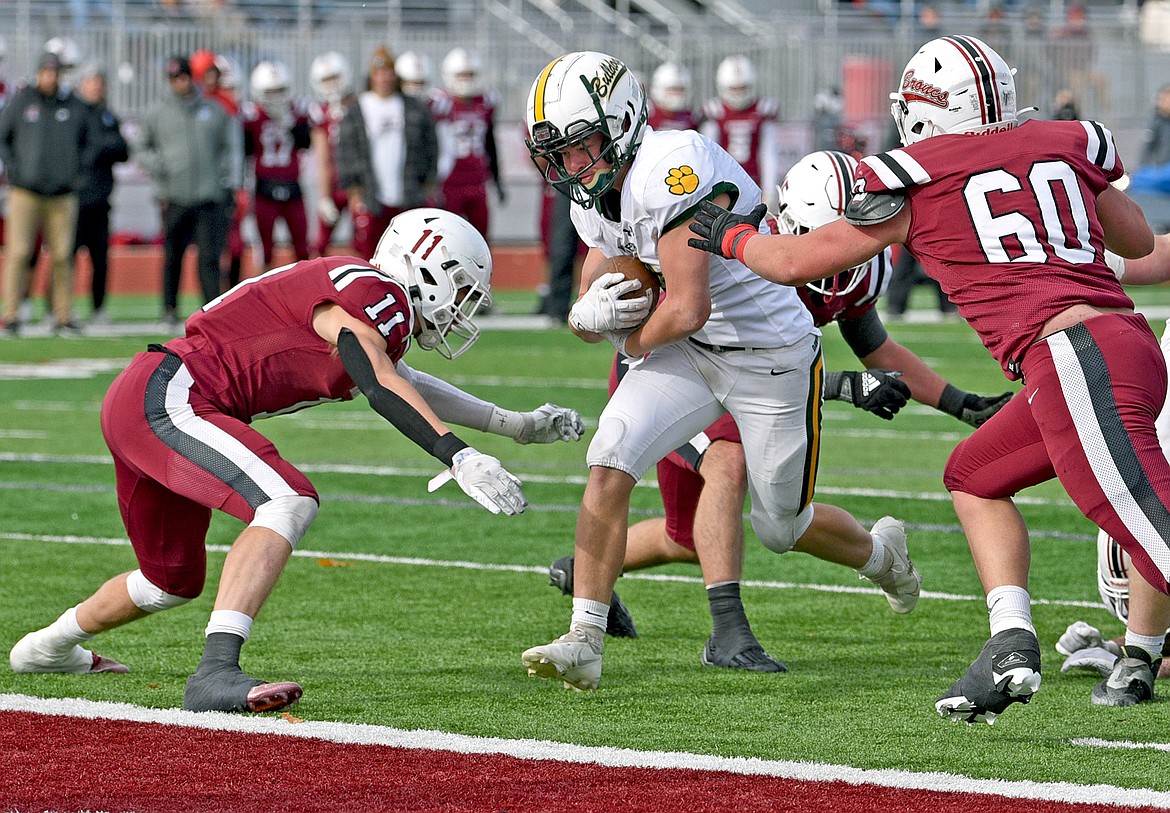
[1,708,1163,813]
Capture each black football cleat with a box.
[1091,646,1159,707]
[701,632,787,673]
[184,666,302,713]
[936,628,1042,725]
[548,554,637,638]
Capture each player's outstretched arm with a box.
[1108,232,1170,285]
[395,362,585,444]
[858,332,1013,428]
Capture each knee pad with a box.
[127,569,192,613]
[250,494,319,549]
[753,503,815,554]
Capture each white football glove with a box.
[1060,646,1120,678]
[318,196,340,227]
[514,403,585,444]
[450,447,527,515]
[568,271,652,333]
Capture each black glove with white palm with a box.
[687,201,768,261]
[438,447,527,515]
[824,369,911,421]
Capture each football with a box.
[589,255,661,311]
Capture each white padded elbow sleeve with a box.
[250,494,319,549]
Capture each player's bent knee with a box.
[250,494,319,549]
[126,569,193,613]
[752,504,814,554]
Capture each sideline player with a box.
[9,210,585,713]
[549,150,1012,671]
[308,51,354,257]
[520,52,921,692]
[701,56,779,210]
[688,35,1168,719]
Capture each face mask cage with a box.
[528,117,621,207]
[410,257,492,360]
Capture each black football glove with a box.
[825,369,911,421]
[957,391,1014,428]
[687,201,768,259]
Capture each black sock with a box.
[194,631,245,674]
[707,582,750,636]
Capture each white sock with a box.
[856,534,888,578]
[45,605,94,647]
[205,610,254,642]
[1124,630,1166,661]
[987,585,1035,636]
[570,598,609,633]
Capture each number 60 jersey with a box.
[167,256,415,422]
[853,119,1133,379]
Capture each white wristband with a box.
[488,406,526,440]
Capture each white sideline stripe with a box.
[0,694,1164,809]
[1072,737,1170,753]
[0,532,1109,611]
[0,451,1076,507]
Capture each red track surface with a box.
[0,710,1161,813]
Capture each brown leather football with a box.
[588,255,661,309]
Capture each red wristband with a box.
[721,223,758,264]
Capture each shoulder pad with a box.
[844,189,904,226]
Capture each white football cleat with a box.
[864,516,921,614]
[522,627,603,691]
[10,629,128,674]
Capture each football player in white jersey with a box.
[519,52,921,691]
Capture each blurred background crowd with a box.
[3,0,1170,333]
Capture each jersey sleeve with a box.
[634,138,744,234]
[1078,120,1124,183]
[324,261,415,363]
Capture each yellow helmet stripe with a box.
[532,56,563,122]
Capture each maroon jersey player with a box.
[690,36,1168,719]
[433,48,504,239]
[701,56,779,207]
[308,51,353,257]
[243,61,311,270]
[8,210,585,714]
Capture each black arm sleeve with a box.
[337,328,468,465]
[838,308,889,359]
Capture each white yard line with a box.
[0,531,1108,610]
[1071,737,1170,753]
[0,694,1165,808]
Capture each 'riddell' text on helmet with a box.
[775,150,868,302]
[890,35,1017,146]
[369,209,493,360]
[525,52,648,208]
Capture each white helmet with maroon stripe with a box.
[890,35,1017,146]
[775,150,866,300]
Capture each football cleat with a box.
[522,627,604,691]
[701,633,787,673]
[863,517,921,614]
[936,628,1042,725]
[184,666,302,713]
[548,555,638,638]
[10,630,129,674]
[1091,646,1159,707]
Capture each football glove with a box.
[687,201,767,261]
[1060,646,1120,678]
[958,391,1013,428]
[825,369,911,421]
[568,272,651,333]
[450,448,527,516]
[318,195,340,227]
[514,403,585,444]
